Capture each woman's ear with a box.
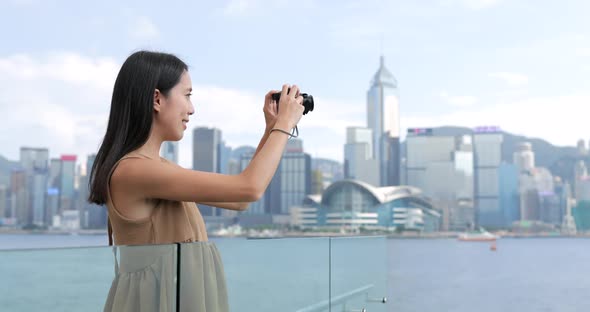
[153,89,162,113]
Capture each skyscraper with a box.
[344,127,379,186]
[78,154,101,229]
[20,148,49,171]
[231,146,256,163]
[513,142,535,172]
[218,141,232,175]
[577,139,588,156]
[405,129,475,231]
[278,140,312,215]
[367,56,401,186]
[48,158,61,189]
[473,127,505,228]
[160,141,179,164]
[561,181,577,234]
[59,155,77,212]
[230,146,256,175]
[499,163,519,225]
[0,184,7,219]
[45,187,59,226]
[574,160,588,200]
[30,169,47,226]
[576,176,590,201]
[193,127,224,217]
[406,128,455,188]
[20,147,49,226]
[193,127,222,173]
[46,158,61,225]
[86,154,96,180]
[10,169,27,225]
[239,139,312,224]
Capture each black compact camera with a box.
[271,88,315,115]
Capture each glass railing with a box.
[214,237,331,312]
[330,236,388,312]
[0,244,178,311]
[0,236,389,312]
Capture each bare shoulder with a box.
[111,157,174,197]
[110,158,141,197]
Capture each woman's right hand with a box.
[276,84,304,130]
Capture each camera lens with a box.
[271,89,314,115]
[301,94,314,115]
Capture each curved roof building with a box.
[295,180,441,232]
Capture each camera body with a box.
[271,89,315,115]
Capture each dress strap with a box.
[112,245,119,275]
[108,217,113,246]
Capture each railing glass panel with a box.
[213,237,331,312]
[0,244,178,312]
[330,236,389,312]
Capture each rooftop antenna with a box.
[379,31,385,68]
[380,33,384,56]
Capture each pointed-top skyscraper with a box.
[367,56,401,186]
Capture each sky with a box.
[1,0,589,169]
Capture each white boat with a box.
[457,227,498,242]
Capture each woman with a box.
[88,50,304,311]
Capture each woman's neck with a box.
[133,135,162,160]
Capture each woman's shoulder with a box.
[111,154,160,183]
[111,153,187,195]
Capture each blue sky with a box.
[1,0,589,169]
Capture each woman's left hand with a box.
[263,90,280,131]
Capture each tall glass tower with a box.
[193,127,223,217]
[367,56,400,186]
[20,147,49,225]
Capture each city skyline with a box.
[1,1,590,169]
[2,123,586,174]
[2,123,589,231]
[2,121,588,174]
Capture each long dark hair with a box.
[88,51,188,205]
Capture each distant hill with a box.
[312,158,344,180]
[402,126,585,184]
[431,126,579,167]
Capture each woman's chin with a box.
[165,133,183,141]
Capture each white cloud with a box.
[576,47,590,57]
[440,0,502,10]
[440,91,478,107]
[0,51,362,168]
[328,21,383,43]
[223,0,260,16]
[6,0,36,5]
[488,72,529,87]
[0,52,115,165]
[1,52,585,172]
[0,52,119,92]
[128,16,160,41]
[221,0,317,17]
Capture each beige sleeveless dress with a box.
[103,155,229,312]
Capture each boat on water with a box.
[457,227,499,242]
[246,229,283,239]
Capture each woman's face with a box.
[155,71,195,141]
